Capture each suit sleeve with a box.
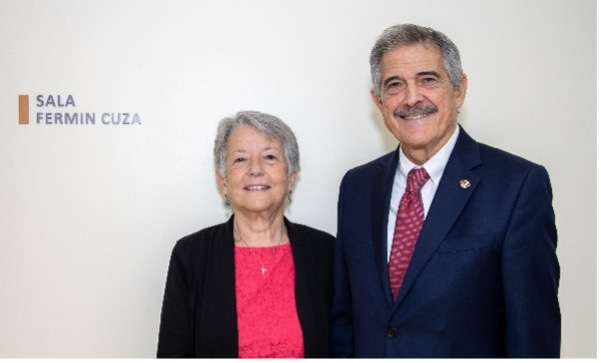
[329,173,355,357]
[157,243,194,358]
[502,165,561,357]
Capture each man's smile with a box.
[393,103,438,120]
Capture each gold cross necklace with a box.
[234,224,285,276]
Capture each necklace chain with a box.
[234,224,285,276]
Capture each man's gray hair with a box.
[370,24,464,98]
[214,110,300,178]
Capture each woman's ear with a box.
[215,170,227,195]
[288,172,298,191]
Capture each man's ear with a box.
[371,88,384,112]
[455,74,468,108]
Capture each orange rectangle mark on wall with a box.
[19,95,29,124]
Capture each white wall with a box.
[0,0,595,358]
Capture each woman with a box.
[157,111,334,358]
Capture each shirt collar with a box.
[398,124,460,186]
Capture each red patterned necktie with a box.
[389,167,430,302]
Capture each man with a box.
[330,24,560,358]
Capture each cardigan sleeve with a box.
[157,241,195,358]
[157,219,238,358]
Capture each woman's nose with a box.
[248,157,264,176]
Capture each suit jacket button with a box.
[387,327,398,338]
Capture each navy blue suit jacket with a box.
[330,127,560,358]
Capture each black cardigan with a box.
[157,215,335,358]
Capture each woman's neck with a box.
[233,212,288,247]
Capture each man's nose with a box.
[404,82,424,106]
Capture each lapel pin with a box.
[459,179,471,189]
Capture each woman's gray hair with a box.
[214,110,300,179]
[370,24,464,98]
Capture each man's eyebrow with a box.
[417,70,443,78]
[382,71,443,87]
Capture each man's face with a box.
[372,43,467,165]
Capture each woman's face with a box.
[217,125,296,216]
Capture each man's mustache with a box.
[393,104,438,119]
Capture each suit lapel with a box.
[371,149,400,306]
[394,128,482,305]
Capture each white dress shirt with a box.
[386,125,460,261]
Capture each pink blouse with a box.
[234,243,304,358]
